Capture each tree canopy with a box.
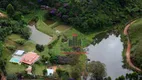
[87,61,106,80]
[43,0,142,32]
[6,4,15,17]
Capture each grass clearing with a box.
[7,34,22,40]
[54,25,71,32]
[44,20,55,25]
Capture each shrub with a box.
[32,15,39,22]
[61,35,68,42]
[44,12,51,20]
[50,54,79,65]
[13,11,22,20]
[6,45,16,51]
[41,55,49,64]
[48,35,60,49]
[48,44,53,49]
[20,27,31,39]
[56,69,69,79]
[6,4,15,17]
[35,60,41,65]
[7,74,17,80]
[43,69,47,76]
[36,44,44,52]
[15,39,25,45]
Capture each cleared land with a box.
[0,12,7,18]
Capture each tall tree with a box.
[87,61,106,80]
[6,4,15,17]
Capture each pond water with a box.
[28,25,52,45]
[86,33,132,80]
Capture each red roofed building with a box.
[72,33,78,37]
[20,52,39,65]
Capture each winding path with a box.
[124,20,142,72]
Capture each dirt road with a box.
[124,20,142,72]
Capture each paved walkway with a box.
[124,20,142,72]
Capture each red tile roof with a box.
[20,52,39,65]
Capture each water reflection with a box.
[87,34,132,80]
[92,29,119,46]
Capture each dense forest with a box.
[41,0,142,32]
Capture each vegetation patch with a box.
[44,20,55,25]
[54,25,71,32]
